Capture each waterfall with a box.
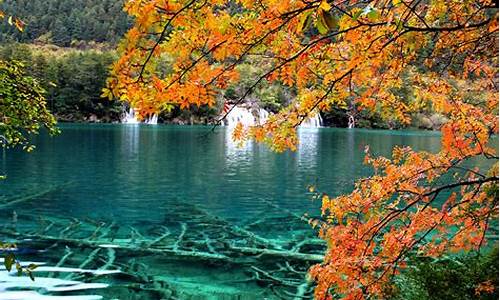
[223,104,322,128]
[257,108,269,125]
[223,105,269,127]
[145,114,158,125]
[347,115,355,129]
[121,108,139,124]
[121,108,158,125]
[299,113,323,128]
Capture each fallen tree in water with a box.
[0,202,325,299]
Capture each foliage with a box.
[0,0,131,47]
[2,250,38,281]
[0,60,58,151]
[224,63,291,113]
[107,0,498,299]
[0,48,57,283]
[0,0,24,32]
[390,247,499,300]
[0,44,124,122]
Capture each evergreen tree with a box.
[0,0,131,46]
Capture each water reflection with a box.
[0,125,450,224]
[297,128,319,171]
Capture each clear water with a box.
[0,125,444,222]
[0,124,473,299]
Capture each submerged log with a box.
[2,207,323,298]
[0,229,324,264]
[229,246,323,262]
[0,182,75,210]
[0,229,230,261]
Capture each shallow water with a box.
[0,124,476,299]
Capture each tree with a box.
[106,1,499,299]
[0,7,58,281]
[0,0,131,46]
[0,60,58,279]
[0,43,124,122]
[0,60,58,152]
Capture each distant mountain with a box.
[0,0,131,46]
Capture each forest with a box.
[0,0,130,46]
[0,0,447,129]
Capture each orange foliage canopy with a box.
[107,0,499,298]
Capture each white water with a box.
[348,115,355,129]
[299,113,323,128]
[223,105,322,128]
[121,108,158,125]
[121,108,139,124]
[145,114,158,125]
[223,106,269,127]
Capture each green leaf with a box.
[4,253,15,272]
[15,262,22,276]
[322,11,338,30]
[352,10,363,21]
[297,11,312,33]
[27,263,38,270]
[396,19,404,31]
[316,12,329,35]
[28,270,35,281]
[366,8,379,21]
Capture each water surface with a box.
[0,125,449,299]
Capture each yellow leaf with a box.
[319,0,331,11]
[297,11,312,34]
[14,18,24,32]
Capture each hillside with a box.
[0,0,131,46]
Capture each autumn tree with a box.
[107,0,499,298]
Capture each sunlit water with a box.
[0,124,489,299]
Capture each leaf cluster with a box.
[3,251,37,281]
[0,59,58,151]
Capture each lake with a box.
[0,124,447,299]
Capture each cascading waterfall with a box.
[223,105,322,128]
[347,116,355,129]
[121,108,158,125]
[223,105,269,127]
[257,108,269,125]
[145,114,158,125]
[122,108,139,124]
[299,113,323,128]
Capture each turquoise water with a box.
[0,125,443,221]
[0,125,453,299]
